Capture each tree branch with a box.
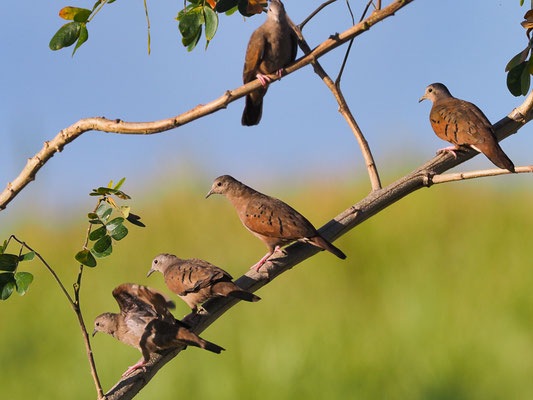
[429,165,533,185]
[103,83,533,400]
[298,0,338,31]
[0,0,413,212]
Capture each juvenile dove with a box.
[206,175,346,271]
[93,283,224,376]
[419,83,515,172]
[242,0,297,126]
[147,253,261,315]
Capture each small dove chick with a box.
[242,0,297,126]
[93,283,224,377]
[148,253,260,316]
[206,175,346,271]
[419,83,515,172]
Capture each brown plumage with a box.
[206,175,346,271]
[147,253,260,314]
[93,283,224,376]
[242,0,297,126]
[419,83,515,172]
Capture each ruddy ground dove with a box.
[93,283,224,376]
[206,175,346,271]
[241,0,297,126]
[419,83,515,172]
[147,253,260,315]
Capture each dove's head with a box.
[267,0,286,21]
[419,83,452,103]
[205,175,241,198]
[147,253,175,277]
[93,313,119,337]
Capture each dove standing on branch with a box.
[147,253,261,316]
[206,175,346,271]
[419,83,515,172]
[241,0,297,126]
[93,283,224,377]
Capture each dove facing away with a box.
[241,0,297,126]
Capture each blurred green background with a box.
[1,178,533,400]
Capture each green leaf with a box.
[89,226,107,241]
[19,252,35,262]
[126,213,146,227]
[113,177,126,190]
[215,0,239,12]
[89,219,103,225]
[91,244,113,258]
[520,0,524,5]
[96,187,117,195]
[110,224,128,241]
[179,11,203,44]
[106,217,125,232]
[49,22,82,51]
[0,254,19,272]
[92,0,103,11]
[187,26,202,51]
[225,5,239,15]
[0,240,7,255]
[59,7,91,22]
[506,52,526,72]
[75,249,97,267]
[521,61,531,95]
[15,272,34,295]
[204,6,218,41]
[72,24,89,56]
[507,62,528,96]
[93,235,112,254]
[88,212,99,219]
[96,202,112,220]
[0,273,16,300]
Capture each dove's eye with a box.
[217,182,222,187]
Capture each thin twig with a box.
[335,0,372,85]
[376,0,381,11]
[289,20,382,190]
[143,0,151,55]
[0,0,414,212]
[298,0,338,30]
[428,165,533,185]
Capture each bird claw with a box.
[122,361,147,377]
[256,73,271,88]
[436,146,458,159]
[276,69,285,79]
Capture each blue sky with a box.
[1,0,531,225]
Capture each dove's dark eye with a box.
[154,260,158,264]
[217,182,222,187]
[428,88,433,93]
[96,322,100,326]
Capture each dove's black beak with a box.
[147,268,155,278]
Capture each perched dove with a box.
[147,253,261,315]
[93,283,224,376]
[242,0,297,126]
[419,83,515,172]
[206,175,346,271]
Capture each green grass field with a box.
[1,179,533,400]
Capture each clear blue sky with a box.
[1,0,531,225]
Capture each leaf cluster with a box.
[75,178,145,268]
[506,4,533,95]
[0,241,34,301]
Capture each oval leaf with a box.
[507,62,528,96]
[19,252,35,262]
[126,213,146,227]
[91,244,113,259]
[89,226,107,241]
[0,273,16,300]
[75,249,97,268]
[0,254,19,272]
[204,6,218,41]
[113,177,126,190]
[59,7,90,21]
[179,11,203,41]
[106,217,125,232]
[49,22,82,51]
[15,272,34,295]
[93,235,112,254]
[72,24,89,56]
[110,224,128,241]
[521,61,531,95]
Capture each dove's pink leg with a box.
[256,73,272,88]
[122,359,147,377]
[250,246,286,271]
[436,146,458,159]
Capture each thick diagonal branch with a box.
[0,0,413,212]
[103,83,533,400]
